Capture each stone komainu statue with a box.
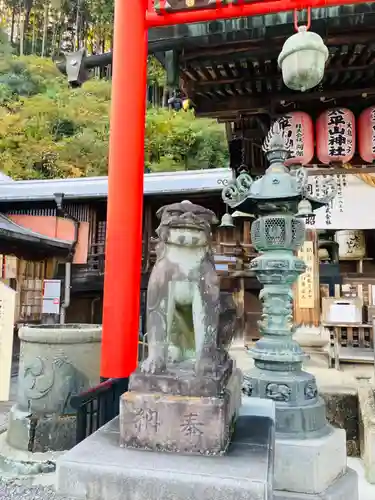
[142,200,238,375]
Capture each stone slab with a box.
[56,411,275,500]
[273,467,358,500]
[239,396,276,421]
[120,368,242,455]
[130,358,233,397]
[6,406,76,452]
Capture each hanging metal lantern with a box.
[278,112,314,167]
[296,198,316,225]
[278,9,329,92]
[358,107,375,163]
[219,212,235,229]
[296,198,312,217]
[316,108,355,164]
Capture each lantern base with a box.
[243,367,330,439]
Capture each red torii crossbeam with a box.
[146,0,366,27]
[100,0,369,379]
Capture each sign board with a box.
[2,255,17,279]
[42,279,61,315]
[0,282,16,401]
[297,241,316,309]
[214,254,236,272]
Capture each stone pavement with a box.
[349,458,375,500]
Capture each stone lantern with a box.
[221,121,337,438]
[278,26,329,92]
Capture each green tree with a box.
[0,56,228,180]
[145,107,228,172]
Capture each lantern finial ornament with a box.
[278,20,329,92]
[262,120,291,165]
[222,121,336,214]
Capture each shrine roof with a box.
[148,3,375,120]
[0,168,232,203]
[0,213,72,259]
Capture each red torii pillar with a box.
[101,0,367,381]
[100,0,148,380]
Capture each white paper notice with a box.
[327,302,360,324]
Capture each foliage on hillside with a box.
[0,54,228,179]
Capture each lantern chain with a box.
[239,116,247,173]
[294,7,311,31]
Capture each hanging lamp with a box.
[278,8,329,92]
[219,211,235,229]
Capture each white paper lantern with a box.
[278,26,329,92]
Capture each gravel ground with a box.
[0,477,79,500]
[0,480,59,500]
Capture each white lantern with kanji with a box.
[316,108,355,164]
[278,112,314,167]
[358,107,375,163]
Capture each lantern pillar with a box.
[222,122,358,497]
[100,0,148,380]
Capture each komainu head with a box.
[156,200,218,247]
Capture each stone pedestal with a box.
[120,365,242,455]
[57,400,275,500]
[241,397,358,500]
[7,324,102,453]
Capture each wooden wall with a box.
[0,256,58,323]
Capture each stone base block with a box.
[6,405,76,453]
[56,412,274,500]
[274,427,347,494]
[241,395,357,499]
[120,369,242,455]
[273,468,358,500]
[358,386,375,483]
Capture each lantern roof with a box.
[222,122,336,214]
